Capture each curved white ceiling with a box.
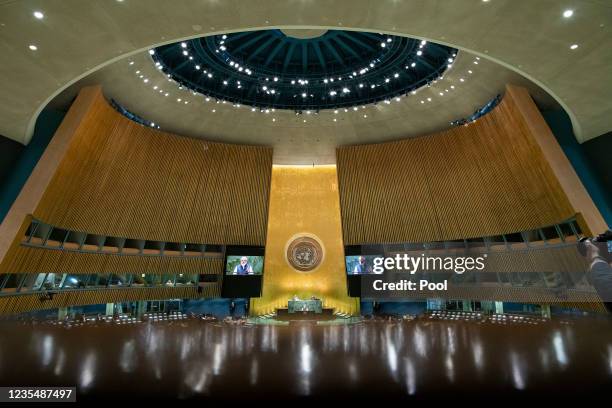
[0,0,610,146]
[50,48,557,164]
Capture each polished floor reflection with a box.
[1,317,612,400]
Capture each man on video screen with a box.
[233,256,254,275]
[353,256,372,274]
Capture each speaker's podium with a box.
[276,297,334,321]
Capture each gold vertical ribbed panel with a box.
[250,166,360,316]
[1,246,223,275]
[337,91,575,244]
[32,87,272,246]
[0,284,219,316]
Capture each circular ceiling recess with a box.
[151,29,457,112]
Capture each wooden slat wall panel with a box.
[32,87,272,245]
[2,246,223,275]
[0,284,219,316]
[337,90,576,244]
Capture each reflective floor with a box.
[1,317,612,400]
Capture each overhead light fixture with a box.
[570,44,579,50]
[563,9,574,18]
[28,44,37,51]
[33,11,44,19]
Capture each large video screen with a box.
[345,255,383,275]
[225,255,264,275]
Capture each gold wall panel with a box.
[0,284,219,316]
[32,87,272,246]
[337,89,576,244]
[251,166,359,316]
[1,245,223,275]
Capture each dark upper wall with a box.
[582,132,612,206]
[0,136,23,188]
[0,109,66,225]
[542,110,612,229]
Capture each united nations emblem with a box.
[286,235,324,272]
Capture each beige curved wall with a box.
[337,87,580,244]
[33,87,273,246]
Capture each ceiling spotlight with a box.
[181,42,187,48]
[33,11,44,19]
[380,42,386,48]
[301,93,307,98]
[342,88,350,93]
[563,9,573,18]
[416,50,423,56]
[149,49,155,55]
[420,100,424,104]
[460,78,465,82]
[394,73,399,78]
[28,44,37,51]
[411,62,416,67]
[570,44,579,50]
[183,50,188,56]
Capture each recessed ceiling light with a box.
[570,44,579,50]
[33,11,44,19]
[563,9,574,18]
[28,44,37,51]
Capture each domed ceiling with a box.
[152,30,457,111]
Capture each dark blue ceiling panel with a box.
[152,30,457,111]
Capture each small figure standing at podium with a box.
[233,256,254,275]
